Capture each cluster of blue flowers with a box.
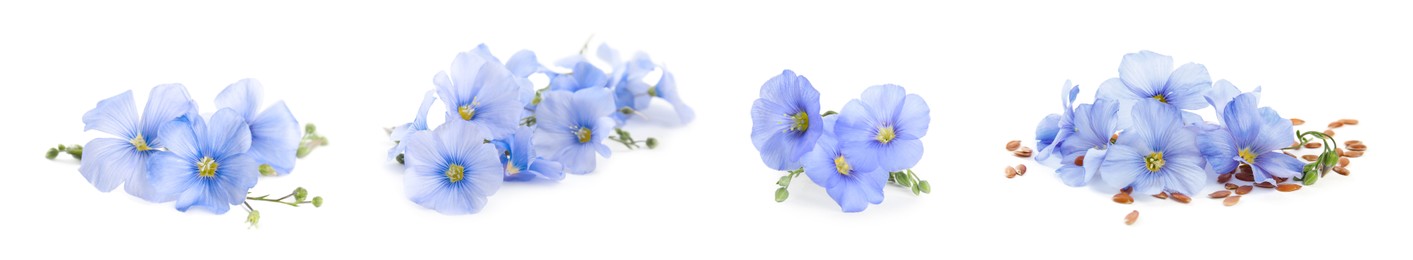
[388,43,692,215]
[751,70,931,213]
[1034,51,1336,198]
[72,79,323,225]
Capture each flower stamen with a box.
[788,112,809,132]
[834,155,851,176]
[876,126,896,144]
[130,134,152,151]
[505,162,521,176]
[575,127,593,143]
[1238,148,1258,163]
[197,157,218,178]
[1144,152,1166,172]
[458,105,476,121]
[1152,94,1168,103]
[445,164,465,183]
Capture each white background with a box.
[2,0,1408,258]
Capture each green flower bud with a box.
[312,196,324,207]
[396,153,405,165]
[246,210,261,228]
[46,148,59,160]
[259,164,277,176]
[297,145,311,158]
[776,175,792,187]
[645,138,658,149]
[294,187,308,202]
[774,188,789,202]
[57,144,67,151]
[918,180,932,194]
[305,123,317,134]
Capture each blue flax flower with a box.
[835,84,930,172]
[494,127,566,182]
[1208,91,1303,183]
[750,70,823,171]
[216,79,300,175]
[148,109,259,213]
[1097,51,1212,126]
[402,120,504,215]
[535,88,616,174]
[1054,99,1120,187]
[803,116,887,213]
[649,67,696,124]
[1100,100,1207,195]
[1035,81,1080,161]
[79,84,196,202]
[1097,51,1212,110]
[435,49,523,138]
[549,61,609,93]
[388,91,438,160]
[609,52,659,124]
[467,44,543,113]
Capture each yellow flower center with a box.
[876,126,896,144]
[1238,148,1258,163]
[445,164,465,183]
[197,157,218,178]
[575,127,593,143]
[1152,94,1168,103]
[458,105,476,121]
[647,86,658,97]
[505,162,521,176]
[1144,152,1166,172]
[788,112,809,132]
[834,155,851,176]
[130,134,152,151]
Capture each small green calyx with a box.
[197,157,218,178]
[876,126,896,144]
[445,164,465,183]
[647,86,658,97]
[1144,152,1166,172]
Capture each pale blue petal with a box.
[1205,79,1242,117]
[1117,51,1173,97]
[1164,63,1212,110]
[505,50,543,78]
[1096,78,1141,101]
[248,101,300,174]
[526,158,566,181]
[1034,114,1062,161]
[213,153,259,209]
[148,150,198,204]
[873,139,923,172]
[892,94,929,140]
[141,84,196,148]
[1100,139,1147,190]
[1194,123,1238,174]
[215,79,263,121]
[82,90,138,138]
[1081,148,1109,186]
[1254,151,1304,179]
[77,138,145,192]
[655,69,695,123]
[205,109,252,161]
[1253,107,1295,152]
